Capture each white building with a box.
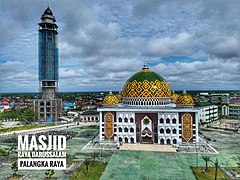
[98,65,200,145]
[198,105,218,123]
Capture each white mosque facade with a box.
[97,64,199,145]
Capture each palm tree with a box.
[91,152,100,165]
[4,147,15,162]
[202,155,210,171]
[84,159,90,176]
[45,169,55,179]
[11,161,18,176]
[212,158,221,180]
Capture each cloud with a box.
[0,0,240,92]
[143,33,193,57]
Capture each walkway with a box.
[0,122,98,137]
[120,143,176,152]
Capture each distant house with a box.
[80,110,99,122]
[64,103,76,111]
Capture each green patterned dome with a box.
[122,64,172,98]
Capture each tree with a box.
[11,161,18,176]
[91,152,100,165]
[45,169,55,179]
[4,147,15,162]
[202,155,210,171]
[84,159,90,176]
[212,158,221,180]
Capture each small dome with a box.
[171,91,178,102]
[103,92,119,105]
[122,64,171,98]
[176,90,194,106]
[44,7,53,16]
[116,92,122,102]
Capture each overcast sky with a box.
[0,0,240,93]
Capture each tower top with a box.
[44,7,53,16]
[39,7,58,30]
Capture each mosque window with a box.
[130,117,134,123]
[166,128,171,134]
[130,137,134,143]
[40,102,44,106]
[172,118,176,124]
[160,118,164,123]
[160,139,164,144]
[119,127,122,132]
[166,118,170,124]
[160,128,164,133]
[118,117,122,122]
[166,139,171,144]
[173,139,177,144]
[125,137,128,143]
[124,127,128,132]
[119,137,122,142]
[173,129,177,134]
[124,117,128,123]
[130,127,134,133]
[46,102,50,106]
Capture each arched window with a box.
[172,129,177,134]
[172,118,176,124]
[118,117,122,122]
[46,101,50,106]
[130,137,134,143]
[130,117,134,123]
[166,128,171,134]
[160,138,164,144]
[124,137,128,143]
[124,127,128,132]
[124,117,128,123]
[160,128,164,133]
[119,127,122,132]
[160,118,164,123]
[40,102,44,106]
[166,118,170,124]
[130,127,134,133]
[119,137,122,142]
[173,139,177,144]
[166,139,171,144]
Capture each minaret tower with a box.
[34,7,62,122]
[38,7,59,99]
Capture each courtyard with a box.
[0,126,239,179]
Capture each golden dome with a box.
[122,65,171,98]
[103,92,119,105]
[171,91,178,102]
[176,90,194,106]
[116,92,122,102]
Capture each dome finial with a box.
[142,62,149,70]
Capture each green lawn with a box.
[0,123,56,134]
[191,167,230,180]
[70,161,108,180]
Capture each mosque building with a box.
[97,64,199,145]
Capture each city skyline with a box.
[0,0,240,93]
